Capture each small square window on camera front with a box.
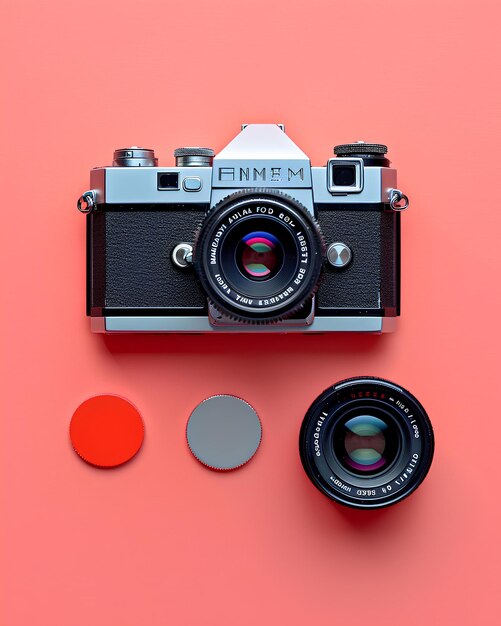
[157,172,179,190]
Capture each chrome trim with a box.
[91,167,212,204]
[327,158,364,195]
[95,316,395,333]
[312,166,397,204]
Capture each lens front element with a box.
[334,412,400,476]
[342,415,388,472]
[238,231,283,280]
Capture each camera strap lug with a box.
[77,190,98,213]
[388,188,409,211]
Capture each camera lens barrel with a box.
[193,190,324,323]
[299,377,434,509]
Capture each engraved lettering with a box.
[288,167,304,181]
[219,165,307,183]
[219,167,234,181]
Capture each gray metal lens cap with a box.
[187,395,262,470]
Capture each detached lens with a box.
[299,377,434,509]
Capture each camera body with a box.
[81,124,406,333]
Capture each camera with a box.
[299,377,434,509]
[78,124,409,333]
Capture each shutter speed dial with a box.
[111,146,215,167]
[334,142,388,156]
[174,147,215,167]
[333,142,389,166]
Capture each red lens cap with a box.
[70,395,144,468]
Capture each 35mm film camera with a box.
[78,124,408,333]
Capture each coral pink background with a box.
[1,1,500,624]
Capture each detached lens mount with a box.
[299,377,434,509]
[193,190,324,323]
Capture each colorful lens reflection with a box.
[240,231,280,279]
[343,415,388,472]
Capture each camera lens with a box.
[299,377,434,509]
[193,191,324,323]
[237,231,283,280]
